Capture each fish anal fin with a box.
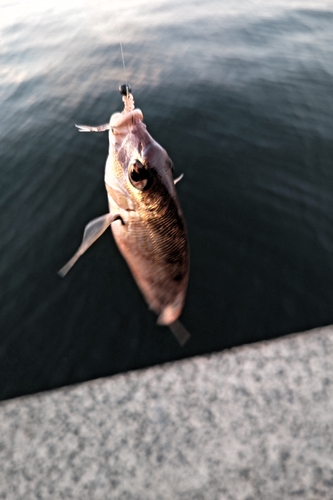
[58,213,122,277]
[169,319,191,346]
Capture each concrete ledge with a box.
[1,326,333,499]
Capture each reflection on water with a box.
[1,0,333,400]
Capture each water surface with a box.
[1,0,333,400]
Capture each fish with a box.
[59,85,190,345]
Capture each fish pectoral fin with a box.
[58,213,122,277]
[173,173,184,185]
[75,123,111,133]
[169,320,191,346]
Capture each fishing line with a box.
[114,0,128,86]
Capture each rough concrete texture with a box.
[1,326,333,499]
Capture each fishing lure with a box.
[59,85,190,345]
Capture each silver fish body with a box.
[59,90,190,344]
[106,108,189,326]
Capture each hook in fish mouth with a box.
[128,159,151,191]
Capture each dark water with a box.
[1,0,333,400]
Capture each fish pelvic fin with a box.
[174,173,184,185]
[169,320,191,346]
[58,213,122,277]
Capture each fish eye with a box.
[129,160,150,190]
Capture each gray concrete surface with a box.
[1,326,333,499]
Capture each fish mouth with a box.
[110,109,143,129]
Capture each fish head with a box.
[105,109,176,210]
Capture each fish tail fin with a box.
[169,319,191,346]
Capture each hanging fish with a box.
[59,85,190,345]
